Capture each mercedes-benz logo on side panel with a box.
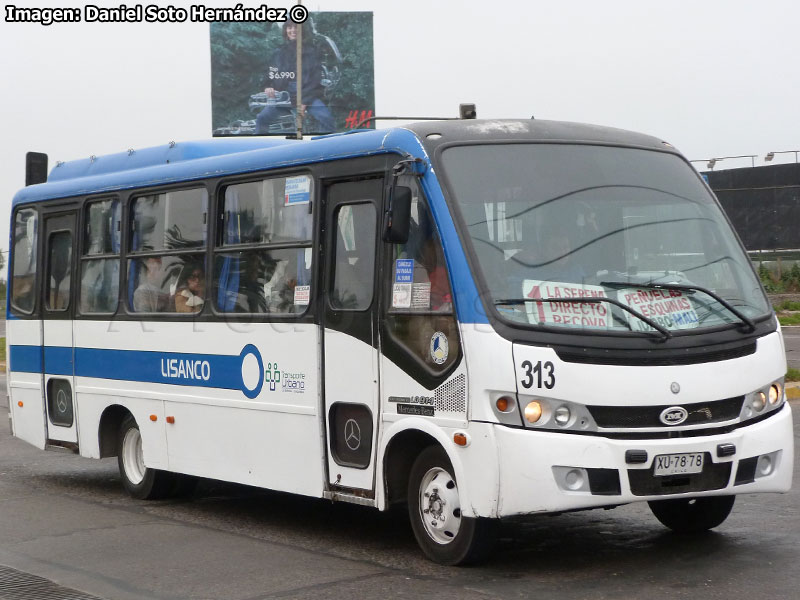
[660,406,688,425]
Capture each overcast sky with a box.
[2,0,799,278]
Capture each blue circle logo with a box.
[239,345,264,399]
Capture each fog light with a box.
[554,406,571,426]
[757,454,774,477]
[524,401,543,423]
[753,392,766,412]
[564,469,585,490]
[769,384,781,405]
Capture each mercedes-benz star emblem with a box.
[56,390,69,414]
[344,419,361,451]
[670,382,680,394]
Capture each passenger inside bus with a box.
[133,257,168,312]
[175,263,205,313]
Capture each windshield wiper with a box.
[600,281,756,332]
[494,296,671,341]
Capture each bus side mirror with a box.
[26,152,48,186]
[384,186,412,244]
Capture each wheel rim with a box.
[418,466,462,545]
[122,427,146,485]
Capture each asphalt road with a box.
[782,326,800,370]
[0,373,799,600]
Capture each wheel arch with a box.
[98,404,133,458]
[378,418,475,515]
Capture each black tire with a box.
[117,415,177,500]
[407,445,497,565]
[648,495,736,533]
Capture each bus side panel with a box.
[164,402,323,497]
[72,320,324,497]
[75,387,168,468]
[378,351,502,518]
[7,319,46,450]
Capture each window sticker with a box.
[617,288,699,331]
[395,258,414,283]
[392,283,412,308]
[522,280,610,328]
[284,175,311,205]
[294,285,311,306]
[411,282,431,309]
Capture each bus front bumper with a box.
[490,402,794,517]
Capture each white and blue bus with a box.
[7,118,793,564]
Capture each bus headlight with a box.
[517,395,597,432]
[740,379,785,422]
[769,384,782,405]
[554,405,571,426]
[524,401,543,423]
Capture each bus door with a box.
[322,179,383,493]
[41,212,78,446]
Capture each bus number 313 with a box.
[520,360,555,390]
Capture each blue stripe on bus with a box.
[44,346,74,375]
[74,347,243,391]
[9,345,266,399]
[9,345,43,373]
[422,171,488,325]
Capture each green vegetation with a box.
[779,314,800,326]
[774,300,800,312]
[786,368,800,382]
[759,262,800,293]
[0,338,5,364]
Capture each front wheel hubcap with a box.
[419,467,462,544]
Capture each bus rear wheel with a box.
[407,445,497,565]
[648,495,736,533]
[117,415,177,500]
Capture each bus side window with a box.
[214,175,313,314]
[80,198,120,314]
[46,231,72,311]
[331,204,376,310]
[11,208,38,314]
[128,188,208,314]
[384,181,460,372]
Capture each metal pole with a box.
[295,2,303,139]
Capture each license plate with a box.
[653,453,704,476]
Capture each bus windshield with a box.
[440,144,770,334]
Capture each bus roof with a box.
[12,119,673,207]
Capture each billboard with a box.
[705,163,800,251]
[210,12,375,136]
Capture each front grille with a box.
[628,454,732,496]
[557,342,756,366]
[588,396,744,428]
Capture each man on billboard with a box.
[255,21,335,134]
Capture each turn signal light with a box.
[524,401,543,423]
[166,416,175,424]
[495,396,513,412]
[17,401,23,408]
[453,433,467,446]
[149,415,158,422]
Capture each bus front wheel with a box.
[407,445,497,565]
[648,495,735,533]
[117,415,177,500]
